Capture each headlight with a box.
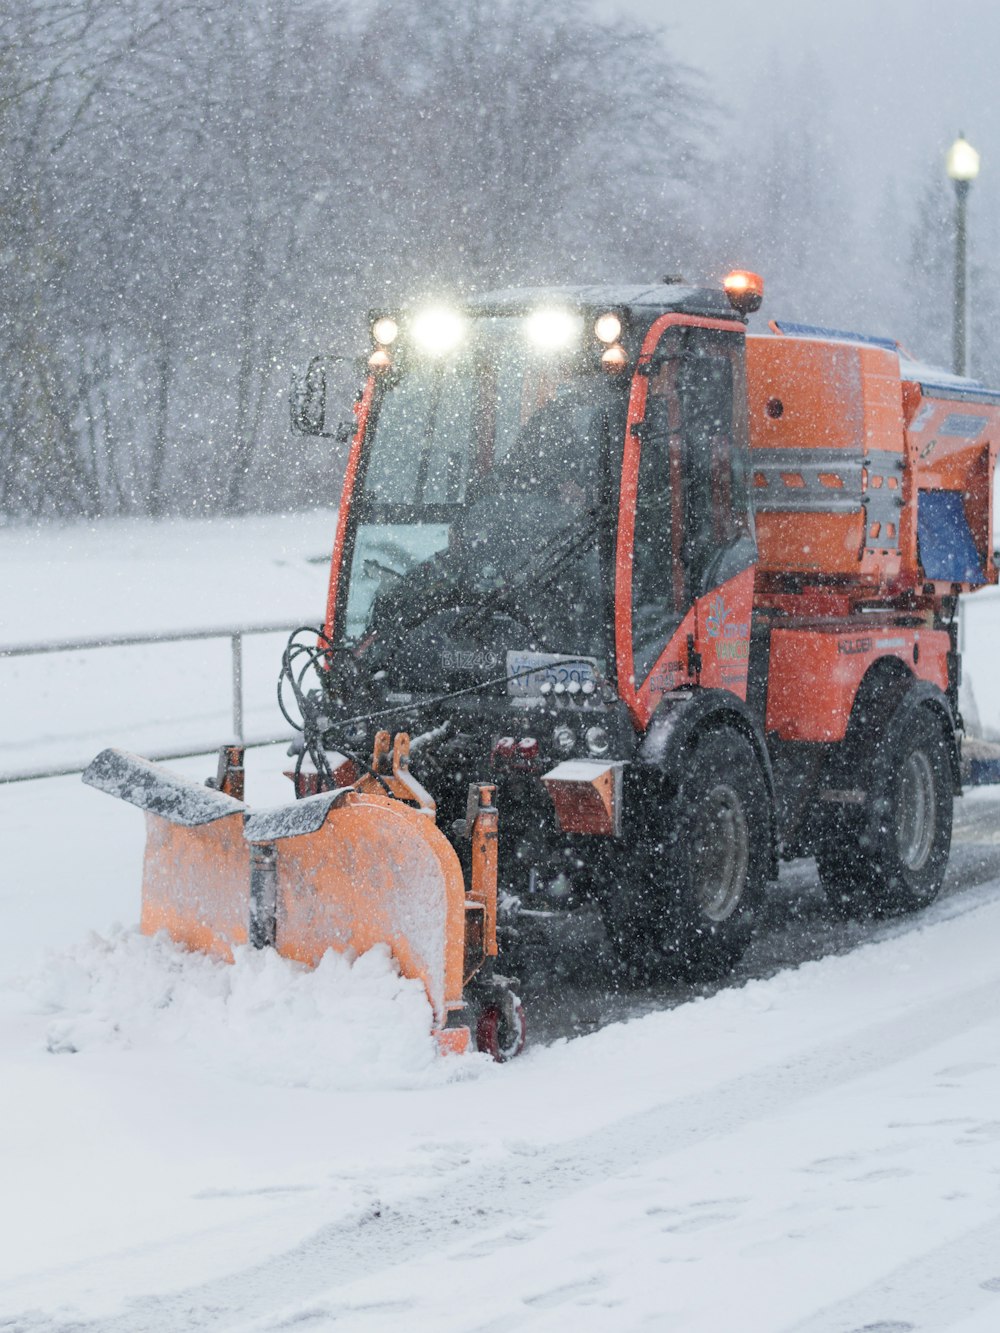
[552,724,576,755]
[410,307,465,355]
[585,725,610,757]
[594,312,622,343]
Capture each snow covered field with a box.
[0,512,337,777]
[3,512,1000,1332]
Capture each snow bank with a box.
[19,928,475,1092]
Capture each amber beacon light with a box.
[723,270,764,317]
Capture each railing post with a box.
[231,632,244,742]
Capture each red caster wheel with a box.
[475,993,526,1062]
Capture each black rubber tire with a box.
[611,728,771,982]
[816,704,953,918]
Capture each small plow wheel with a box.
[476,992,527,1062]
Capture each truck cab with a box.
[308,282,759,725]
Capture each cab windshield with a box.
[343,315,618,682]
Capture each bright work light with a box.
[594,313,622,344]
[410,307,465,355]
[372,316,399,346]
[526,308,581,350]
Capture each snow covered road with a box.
[3,766,1000,1331]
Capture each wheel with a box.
[475,993,527,1062]
[816,703,953,917]
[609,728,771,982]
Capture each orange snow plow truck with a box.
[84,272,1000,1059]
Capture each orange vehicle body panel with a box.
[747,337,907,583]
[694,568,755,695]
[273,789,468,1023]
[899,390,999,593]
[141,811,249,961]
[747,333,1000,600]
[765,626,950,742]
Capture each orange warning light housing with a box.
[723,270,764,317]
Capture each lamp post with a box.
[946,134,980,377]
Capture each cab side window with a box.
[630,327,750,686]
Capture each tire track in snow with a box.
[9,969,1000,1333]
[779,1212,1000,1333]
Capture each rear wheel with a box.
[610,728,771,982]
[817,704,953,917]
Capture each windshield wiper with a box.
[368,557,470,636]
[368,502,601,641]
[450,510,601,635]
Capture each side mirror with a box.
[291,356,359,441]
[290,356,328,435]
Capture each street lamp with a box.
[946,134,980,377]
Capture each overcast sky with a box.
[652,0,998,220]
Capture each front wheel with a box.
[817,704,954,917]
[609,728,771,982]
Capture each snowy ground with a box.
[3,512,1000,1332]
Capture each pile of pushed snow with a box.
[20,928,477,1091]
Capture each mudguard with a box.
[634,688,779,876]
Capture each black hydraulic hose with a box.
[277,623,604,797]
[319,655,603,732]
[280,626,602,730]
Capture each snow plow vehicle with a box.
[85,271,1000,1057]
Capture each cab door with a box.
[615,316,756,729]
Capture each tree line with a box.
[1,0,710,518]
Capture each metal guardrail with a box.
[0,621,306,784]
[3,589,998,785]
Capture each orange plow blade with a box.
[82,737,505,1054]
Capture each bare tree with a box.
[0,0,710,521]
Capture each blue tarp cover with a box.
[917,490,984,583]
[771,321,900,351]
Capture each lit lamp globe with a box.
[946,136,980,185]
